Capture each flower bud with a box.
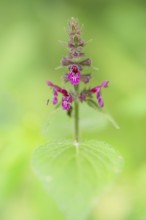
[79,58,91,66]
[61,57,73,66]
[81,74,91,83]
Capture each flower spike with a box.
[47,18,109,115]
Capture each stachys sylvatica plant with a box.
[47,18,109,144]
[32,18,123,220]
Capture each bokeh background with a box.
[1,0,146,219]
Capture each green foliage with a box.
[32,141,123,220]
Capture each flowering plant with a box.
[47,18,109,143]
[33,18,123,220]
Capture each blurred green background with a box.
[0,0,146,219]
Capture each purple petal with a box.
[47,81,54,87]
[96,89,104,107]
[96,88,100,97]
[52,89,58,105]
[53,95,58,105]
[53,90,58,96]
[98,97,104,107]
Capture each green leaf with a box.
[32,140,123,220]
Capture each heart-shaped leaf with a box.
[32,140,123,220]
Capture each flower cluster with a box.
[47,18,109,113]
[47,81,72,110]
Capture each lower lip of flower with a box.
[68,72,80,85]
[62,101,70,110]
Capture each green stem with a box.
[74,85,79,143]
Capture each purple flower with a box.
[90,81,109,107]
[62,93,72,110]
[67,65,80,85]
[47,81,72,110]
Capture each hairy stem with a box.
[74,85,79,143]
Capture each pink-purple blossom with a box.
[47,81,73,110]
[67,65,80,85]
[90,81,109,107]
[62,94,72,110]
